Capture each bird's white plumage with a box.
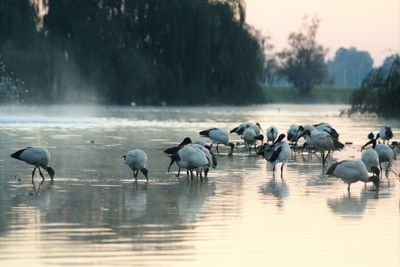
[243,127,258,147]
[266,126,278,143]
[329,160,370,184]
[287,124,301,142]
[125,149,148,171]
[207,128,229,145]
[176,144,209,171]
[361,148,379,172]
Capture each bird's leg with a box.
[379,163,383,178]
[31,167,37,184]
[272,164,276,173]
[176,168,181,178]
[38,167,45,182]
[281,163,285,180]
[204,168,209,178]
[347,184,351,193]
[216,144,219,155]
[324,151,331,163]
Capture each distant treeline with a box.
[0,0,265,105]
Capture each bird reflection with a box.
[327,188,378,216]
[260,176,289,207]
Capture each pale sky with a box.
[245,0,400,66]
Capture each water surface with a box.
[0,104,399,267]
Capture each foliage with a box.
[350,54,400,116]
[0,0,266,105]
[328,47,373,87]
[277,16,330,96]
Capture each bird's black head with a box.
[255,134,264,144]
[274,134,286,144]
[256,122,262,130]
[371,166,380,178]
[369,175,380,191]
[46,167,55,180]
[368,132,374,140]
[141,168,148,181]
[178,137,192,148]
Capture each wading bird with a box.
[258,134,291,178]
[362,134,396,180]
[266,126,278,144]
[242,127,264,153]
[10,147,55,183]
[168,144,210,180]
[296,126,345,167]
[379,126,393,144]
[124,149,148,182]
[199,128,235,155]
[326,159,380,193]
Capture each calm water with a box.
[0,104,399,267]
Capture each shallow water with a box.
[0,104,399,267]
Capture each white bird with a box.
[242,127,264,153]
[287,124,301,143]
[326,159,380,192]
[296,126,345,167]
[10,147,55,183]
[258,134,291,177]
[230,122,262,137]
[266,126,278,143]
[124,149,148,181]
[379,126,393,144]
[361,147,380,173]
[362,134,396,179]
[314,122,339,140]
[168,144,210,180]
[199,128,235,155]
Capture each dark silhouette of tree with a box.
[328,47,373,87]
[350,54,400,117]
[277,16,329,96]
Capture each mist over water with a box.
[0,104,399,267]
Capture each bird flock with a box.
[10,123,399,193]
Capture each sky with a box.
[245,0,400,66]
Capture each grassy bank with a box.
[263,86,357,104]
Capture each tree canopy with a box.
[277,16,329,96]
[0,0,266,105]
[350,54,400,117]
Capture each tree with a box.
[350,54,400,116]
[277,16,329,96]
[328,47,373,87]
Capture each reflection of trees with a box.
[327,189,378,217]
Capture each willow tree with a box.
[350,55,400,117]
[278,16,329,96]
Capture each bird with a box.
[124,149,148,182]
[287,124,301,143]
[266,126,278,143]
[326,159,380,193]
[379,126,393,144]
[242,127,264,153]
[164,137,193,177]
[258,134,291,178]
[361,134,396,180]
[167,144,210,180]
[10,147,55,183]
[230,122,262,137]
[361,146,380,174]
[296,125,345,167]
[314,122,339,140]
[199,128,235,155]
